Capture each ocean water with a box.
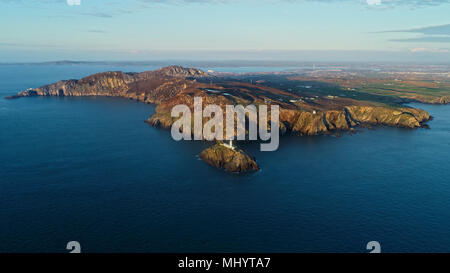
[1,64,450,253]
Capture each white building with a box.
[222,140,235,150]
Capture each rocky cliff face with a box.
[402,94,449,105]
[147,103,431,137]
[276,105,430,136]
[200,143,259,173]
[432,96,449,105]
[12,71,133,98]
[6,66,206,103]
[344,106,430,128]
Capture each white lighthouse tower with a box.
[222,140,235,150]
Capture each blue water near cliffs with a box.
[1,64,450,253]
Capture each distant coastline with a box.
[2,60,450,71]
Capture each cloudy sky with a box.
[0,0,449,62]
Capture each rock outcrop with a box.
[275,106,431,136]
[344,106,430,129]
[432,96,449,105]
[199,143,259,173]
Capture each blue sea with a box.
[1,64,450,253]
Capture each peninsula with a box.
[7,65,445,173]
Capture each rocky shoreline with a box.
[148,105,431,136]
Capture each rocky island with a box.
[200,143,259,173]
[7,65,441,173]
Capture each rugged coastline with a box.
[6,66,436,173]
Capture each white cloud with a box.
[67,0,81,6]
[367,0,381,5]
[410,47,450,53]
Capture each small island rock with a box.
[199,143,259,173]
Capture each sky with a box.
[0,0,449,63]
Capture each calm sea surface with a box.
[1,64,450,253]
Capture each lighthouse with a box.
[222,140,235,150]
